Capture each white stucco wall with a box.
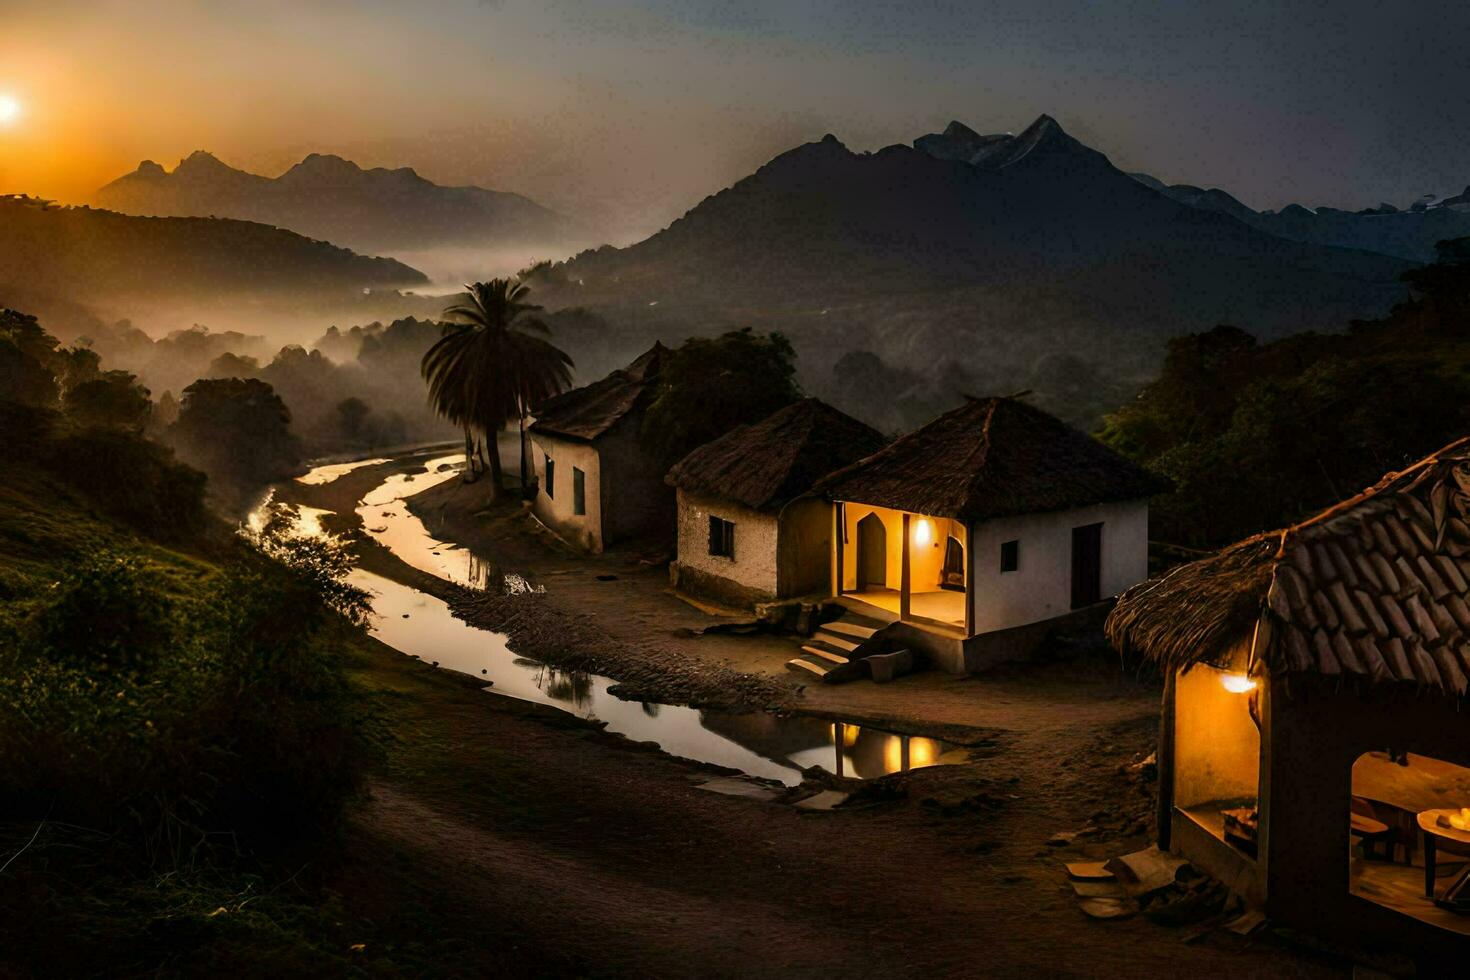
[968,498,1150,633]
[676,490,779,597]
[530,432,604,552]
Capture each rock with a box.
[1046,832,1076,847]
[868,649,914,683]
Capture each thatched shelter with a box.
[526,344,671,552]
[665,399,885,608]
[1106,437,1470,955]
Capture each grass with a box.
[0,460,579,976]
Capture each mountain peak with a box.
[283,153,364,181]
[175,150,232,175]
[134,160,166,178]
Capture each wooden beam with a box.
[900,513,912,621]
[965,521,976,638]
[1156,670,1176,851]
[834,501,845,597]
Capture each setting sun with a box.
[0,94,20,125]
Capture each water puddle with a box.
[294,457,392,485]
[255,458,965,786]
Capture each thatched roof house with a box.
[531,343,667,442]
[667,398,887,513]
[665,399,885,608]
[1108,435,1470,693]
[1106,437,1470,956]
[807,396,1167,674]
[814,395,1169,522]
[526,344,672,552]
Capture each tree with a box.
[64,370,152,431]
[0,308,61,407]
[336,396,371,441]
[421,279,573,499]
[642,328,801,465]
[170,377,300,490]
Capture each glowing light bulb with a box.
[1221,673,1257,694]
[915,519,932,546]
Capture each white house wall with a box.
[968,499,1149,633]
[676,489,779,597]
[530,432,604,552]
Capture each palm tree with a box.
[421,279,573,499]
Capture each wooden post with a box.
[1156,670,1176,850]
[834,723,846,778]
[964,520,976,637]
[900,734,911,773]
[834,502,845,597]
[900,513,912,621]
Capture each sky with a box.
[2,0,1468,243]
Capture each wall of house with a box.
[777,497,834,599]
[839,504,965,594]
[1259,674,1470,959]
[967,498,1149,633]
[1173,664,1261,808]
[597,416,675,546]
[674,490,779,601]
[530,432,604,552]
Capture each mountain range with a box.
[97,151,592,258]
[1129,172,1470,263]
[0,194,430,339]
[536,116,1415,426]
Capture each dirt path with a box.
[348,656,1343,979]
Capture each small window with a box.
[572,467,586,516]
[1000,539,1019,573]
[544,454,554,498]
[708,515,735,558]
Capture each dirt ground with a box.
[278,451,1358,976]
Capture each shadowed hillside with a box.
[529,116,1414,431]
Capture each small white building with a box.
[527,344,671,552]
[665,399,887,608]
[813,395,1170,673]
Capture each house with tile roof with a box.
[664,398,887,609]
[527,343,671,552]
[1106,437,1470,954]
[810,395,1169,675]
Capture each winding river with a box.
[255,451,963,786]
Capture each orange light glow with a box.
[914,518,932,546]
[1221,673,1257,694]
[0,94,20,126]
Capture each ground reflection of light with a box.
[909,738,939,768]
[884,736,902,773]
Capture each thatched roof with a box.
[665,398,887,512]
[1106,436,1470,695]
[529,343,666,442]
[813,396,1170,521]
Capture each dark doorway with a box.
[941,535,965,591]
[856,513,887,590]
[1071,522,1103,609]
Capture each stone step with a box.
[786,658,833,679]
[822,620,880,641]
[811,632,860,652]
[800,644,850,665]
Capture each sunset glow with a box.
[0,94,20,126]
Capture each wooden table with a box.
[1416,809,1470,898]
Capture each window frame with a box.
[543,453,555,498]
[1000,539,1020,573]
[708,514,735,559]
[572,466,586,516]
